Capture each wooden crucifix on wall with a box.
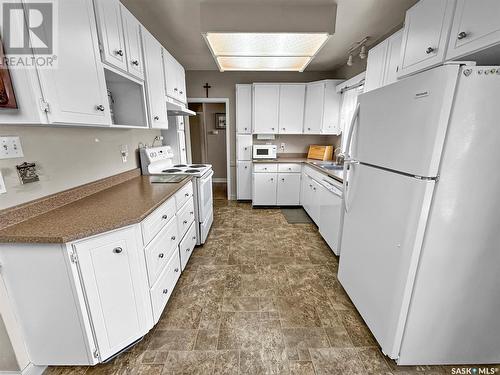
[203,82,211,98]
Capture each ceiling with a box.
[121,0,418,72]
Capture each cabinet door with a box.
[178,131,187,164]
[383,30,403,87]
[364,40,388,93]
[121,5,144,80]
[35,0,111,125]
[279,84,305,134]
[304,82,325,134]
[321,81,342,134]
[253,84,279,134]
[94,0,127,71]
[446,0,500,60]
[142,29,168,128]
[398,0,455,78]
[277,173,301,205]
[236,134,252,161]
[74,226,150,361]
[236,84,252,134]
[301,174,312,213]
[237,161,252,200]
[310,179,322,224]
[163,49,178,99]
[252,173,277,205]
[177,63,187,103]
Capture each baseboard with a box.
[212,178,227,183]
[0,363,46,375]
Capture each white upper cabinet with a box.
[36,0,111,125]
[304,80,342,135]
[253,84,280,134]
[365,29,403,92]
[94,0,127,72]
[278,84,305,134]
[74,226,150,361]
[142,29,168,128]
[446,0,500,60]
[121,5,144,80]
[236,84,252,134]
[398,0,456,78]
[163,49,187,103]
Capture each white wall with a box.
[0,126,160,210]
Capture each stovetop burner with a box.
[190,164,207,168]
[174,164,188,167]
[185,169,200,173]
[162,168,182,173]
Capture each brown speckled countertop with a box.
[0,176,192,244]
[253,157,344,183]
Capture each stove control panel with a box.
[145,146,174,162]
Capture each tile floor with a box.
[46,201,457,374]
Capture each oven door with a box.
[197,170,214,223]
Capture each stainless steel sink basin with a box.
[320,164,344,171]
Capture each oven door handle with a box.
[200,169,214,182]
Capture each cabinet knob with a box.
[171,236,176,241]
[174,268,179,272]
[425,47,434,54]
[162,214,168,220]
[307,127,311,131]
[457,31,467,40]
[185,193,190,197]
[271,127,275,130]
[163,289,168,294]
[180,91,183,95]
[96,104,105,112]
[131,60,139,66]
[113,247,123,254]
[281,178,285,182]
[245,166,248,169]
[183,220,188,224]
[282,128,286,131]
[190,211,194,215]
[115,49,124,56]
[174,88,178,92]
[186,248,190,252]
[192,236,196,240]
[154,115,160,121]
[158,253,164,258]
[270,178,274,181]
[244,127,248,130]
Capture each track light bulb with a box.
[359,45,367,59]
[347,54,353,66]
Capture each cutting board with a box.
[307,145,334,161]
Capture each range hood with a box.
[166,97,196,116]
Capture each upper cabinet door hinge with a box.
[40,99,50,113]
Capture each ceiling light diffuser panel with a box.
[204,32,329,71]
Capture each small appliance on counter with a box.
[307,145,334,161]
[139,146,214,245]
[253,144,277,159]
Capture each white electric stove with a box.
[140,146,214,245]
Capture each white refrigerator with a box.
[338,64,500,365]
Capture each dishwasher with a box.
[319,176,343,256]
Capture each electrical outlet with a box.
[0,136,24,159]
[120,144,129,163]
[0,171,6,194]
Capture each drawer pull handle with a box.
[174,268,179,273]
[162,214,168,220]
[183,220,188,224]
[171,236,176,241]
[158,253,164,258]
[163,289,168,294]
[113,247,123,254]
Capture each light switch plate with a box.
[0,136,24,159]
[0,171,6,194]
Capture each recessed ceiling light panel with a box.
[204,32,330,72]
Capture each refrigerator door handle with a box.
[344,103,361,213]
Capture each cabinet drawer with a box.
[253,163,278,173]
[141,197,176,245]
[175,182,194,210]
[150,251,181,324]
[278,163,302,173]
[177,198,195,239]
[179,222,197,271]
[237,135,253,160]
[145,216,179,286]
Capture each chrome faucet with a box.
[334,147,345,166]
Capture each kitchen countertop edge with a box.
[253,158,344,183]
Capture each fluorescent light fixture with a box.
[204,32,330,72]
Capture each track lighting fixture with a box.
[359,45,367,59]
[346,36,370,66]
[347,54,353,66]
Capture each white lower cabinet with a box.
[73,226,151,361]
[301,172,321,224]
[237,161,252,200]
[277,173,301,206]
[253,172,278,206]
[150,250,181,324]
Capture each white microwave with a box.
[253,145,277,159]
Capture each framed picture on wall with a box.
[215,113,226,129]
[0,40,17,109]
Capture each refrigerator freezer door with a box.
[353,65,459,177]
[338,163,435,358]
[397,66,500,365]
